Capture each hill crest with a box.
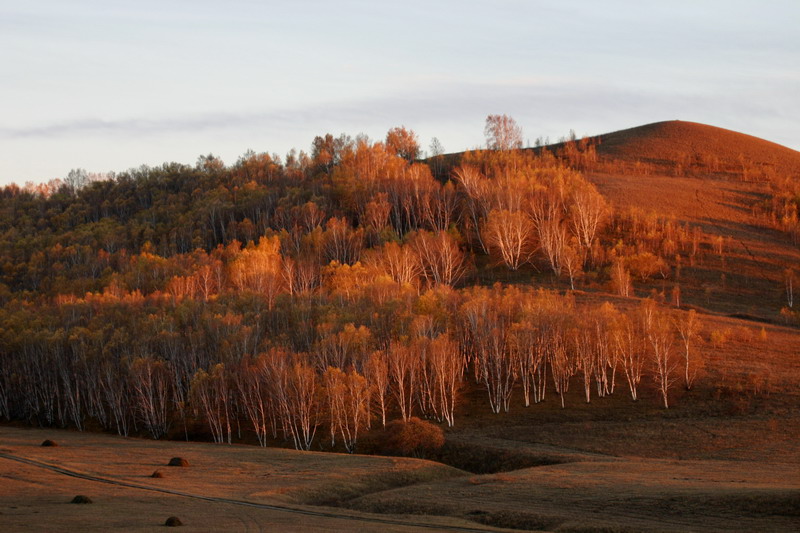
[588,120,800,179]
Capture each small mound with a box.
[151,470,164,478]
[71,495,92,504]
[167,457,189,467]
[41,439,58,447]
[165,516,183,527]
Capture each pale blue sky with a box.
[1,1,798,185]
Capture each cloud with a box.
[1,79,797,151]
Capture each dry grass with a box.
[347,457,800,532]
[587,171,800,321]
[0,426,479,533]
[592,120,800,179]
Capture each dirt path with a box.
[0,451,504,533]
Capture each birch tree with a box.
[675,309,702,390]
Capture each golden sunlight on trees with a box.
[675,309,702,390]
[324,366,370,453]
[386,126,420,162]
[409,230,468,287]
[0,118,759,456]
[229,236,286,310]
[483,209,536,270]
[642,300,677,408]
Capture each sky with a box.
[1,0,798,185]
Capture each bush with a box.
[734,326,754,343]
[167,457,189,467]
[709,328,729,348]
[382,417,445,458]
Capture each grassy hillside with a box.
[591,120,800,179]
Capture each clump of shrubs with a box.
[41,439,58,447]
[734,325,754,343]
[709,328,729,348]
[71,495,92,504]
[167,457,189,467]
[381,417,445,458]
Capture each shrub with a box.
[167,457,189,467]
[625,252,667,281]
[71,495,92,504]
[41,439,58,447]
[165,516,183,527]
[734,326,754,343]
[709,328,729,348]
[382,417,445,458]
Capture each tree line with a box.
[0,280,701,451]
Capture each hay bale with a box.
[71,495,92,504]
[151,470,164,478]
[164,516,183,527]
[167,457,189,467]
[41,439,58,447]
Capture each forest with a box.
[0,116,789,454]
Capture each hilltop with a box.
[589,120,800,179]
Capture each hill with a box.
[589,120,800,179]
[571,121,800,322]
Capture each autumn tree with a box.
[453,164,491,253]
[642,300,677,408]
[324,366,371,452]
[366,241,422,288]
[573,325,595,403]
[229,236,286,310]
[485,114,523,150]
[549,327,574,408]
[569,182,609,252]
[427,334,464,427]
[510,319,547,407]
[129,357,173,439]
[190,363,233,444]
[483,209,536,270]
[365,350,390,427]
[560,241,583,289]
[314,323,372,371]
[387,341,419,422]
[461,286,519,413]
[386,126,420,162]
[611,258,633,297]
[409,230,468,287]
[613,311,645,401]
[232,354,273,446]
[283,356,321,451]
[323,217,364,265]
[675,309,702,390]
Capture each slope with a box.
[591,120,800,179]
